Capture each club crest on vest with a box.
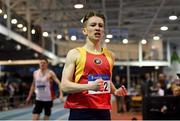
[93,58,102,65]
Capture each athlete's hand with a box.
[59,95,65,102]
[114,85,127,96]
[25,97,30,105]
[90,78,104,91]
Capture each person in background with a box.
[158,73,169,94]
[140,74,153,97]
[145,73,153,96]
[113,75,123,112]
[113,75,127,112]
[156,82,164,96]
[26,57,64,120]
[60,11,127,120]
[172,85,180,96]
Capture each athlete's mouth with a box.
[94,33,101,36]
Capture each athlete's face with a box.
[39,60,48,70]
[83,16,104,41]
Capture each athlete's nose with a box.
[95,25,100,31]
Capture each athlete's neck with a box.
[84,38,102,53]
[40,68,48,74]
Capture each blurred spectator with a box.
[156,83,164,96]
[140,73,153,97]
[172,85,180,96]
[0,82,4,96]
[158,73,169,92]
[0,82,3,89]
[113,75,122,112]
[166,82,177,95]
[0,72,33,111]
[8,82,15,108]
[113,75,127,112]
[160,86,180,119]
[140,75,146,96]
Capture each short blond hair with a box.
[82,11,105,27]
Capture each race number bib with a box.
[88,74,110,94]
[37,85,46,93]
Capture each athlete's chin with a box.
[94,38,101,41]
[40,67,46,70]
[93,37,103,41]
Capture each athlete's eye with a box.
[99,24,104,28]
[90,23,96,27]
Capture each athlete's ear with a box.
[82,28,87,36]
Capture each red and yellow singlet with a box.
[64,47,113,109]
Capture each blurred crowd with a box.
[140,73,180,97]
[112,73,180,113]
[0,73,31,111]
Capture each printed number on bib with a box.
[88,74,110,94]
[37,85,46,93]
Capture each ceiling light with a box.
[105,39,110,43]
[169,15,177,20]
[11,19,17,24]
[17,24,23,28]
[155,66,159,70]
[122,39,128,44]
[57,34,62,39]
[3,14,7,19]
[0,9,2,14]
[43,32,49,37]
[106,34,113,39]
[160,26,168,31]
[34,53,39,58]
[31,29,35,34]
[71,35,77,41]
[120,66,124,70]
[74,4,84,9]
[16,44,21,50]
[153,36,160,40]
[22,27,27,32]
[141,39,147,44]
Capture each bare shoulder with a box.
[33,69,39,76]
[49,70,58,80]
[49,70,55,75]
[106,48,115,61]
[109,50,115,59]
[66,48,81,62]
[34,69,38,73]
[32,70,39,80]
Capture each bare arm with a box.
[50,71,64,99]
[26,80,35,102]
[110,81,117,94]
[110,81,127,96]
[109,51,127,96]
[61,49,103,93]
[110,51,116,94]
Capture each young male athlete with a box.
[61,11,127,120]
[26,57,64,120]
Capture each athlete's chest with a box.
[84,53,110,72]
[35,71,51,83]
